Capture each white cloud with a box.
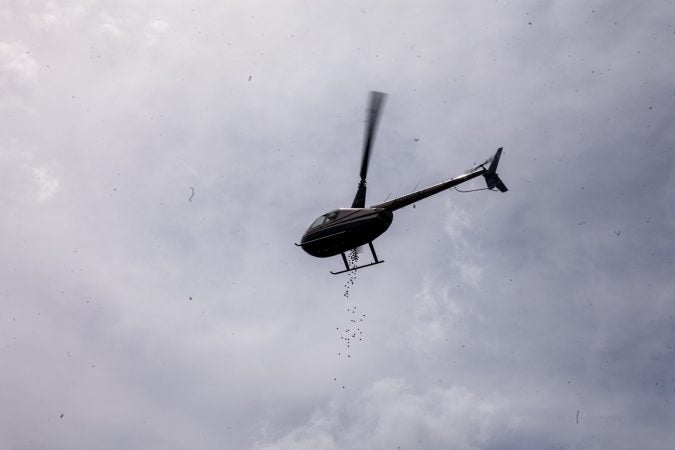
[459,263,483,286]
[144,18,170,48]
[254,413,339,450]
[97,13,126,39]
[29,1,88,31]
[0,146,59,205]
[405,275,466,351]
[443,203,472,243]
[33,165,60,201]
[254,378,507,450]
[0,41,39,92]
[442,200,485,285]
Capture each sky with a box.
[1,0,674,449]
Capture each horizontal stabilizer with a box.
[493,176,508,192]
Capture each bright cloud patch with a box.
[406,275,466,350]
[29,1,87,31]
[145,18,169,47]
[0,41,39,92]
[33,166,59,201]
[254,378,507,450]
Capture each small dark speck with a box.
[528,21,532,25]
[614,230,621,237]
[577,221,586,226]
[60,413,64,419]
[189,296,192,301]
[649,106,653,110]
[414,137,419,142]
[248,75,252,81]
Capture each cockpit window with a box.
[310,216,326,228]
[309,210,339,230]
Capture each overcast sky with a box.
[2,1,675,449]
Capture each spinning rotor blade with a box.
[352,91,386,208]
[359,91,386,181]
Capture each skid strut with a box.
[330,242,385,275]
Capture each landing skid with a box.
[330,242,384,275]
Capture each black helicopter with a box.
[297,91,508,274]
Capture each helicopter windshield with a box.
[308,210,339,230]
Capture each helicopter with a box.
[296,91,508,274]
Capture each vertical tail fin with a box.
[483,147,508,192]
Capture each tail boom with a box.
[369,147,508,212]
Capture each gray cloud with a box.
[2,0,674,449]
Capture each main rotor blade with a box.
[359,91,387,181]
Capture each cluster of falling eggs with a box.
[337,249,366,359]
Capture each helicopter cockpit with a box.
[309,209,340,230]
[308,210,340,231]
